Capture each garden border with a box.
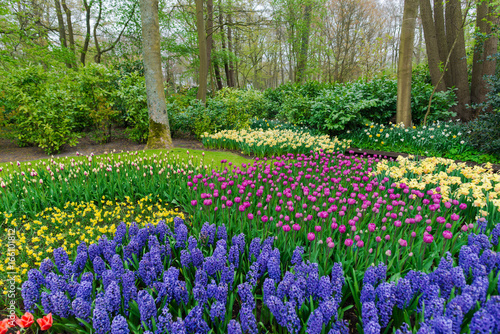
[346,147,500,173]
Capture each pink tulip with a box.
[443,230,453,239]
[344,239,353,247]
[423,234,434,243]
[307,233,315,241]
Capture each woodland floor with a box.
[0,128,248,163]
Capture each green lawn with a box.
[0,148,253,177]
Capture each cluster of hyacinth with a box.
[187,151,475,270]
[21,217,351,334]
[361,226,500,333]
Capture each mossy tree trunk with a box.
[139,0,173,149]
[396,0,418,127]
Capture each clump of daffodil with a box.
[375,156,500,215]
[0,195,185,290]
[202,128,351,157]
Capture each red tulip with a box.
[37,313,53,331]
[0,318,15,334]
[16,312,34,328]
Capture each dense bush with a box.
[276,77,456,135]
[74,64,121,143]
[0,63,155,151]
[467,111,500,158]
[167,88,273,138]
[114,71,149,143]
[0,66,80,154]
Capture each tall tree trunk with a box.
[54,0,67,48]
[139,0,173,149]
[480,12,499,111]
[93,0,103,63]
[420,0,445,91]
[61,0,76,68]
[296,3,312,82]
[213,45,224,90]
[446,0,471,121]
[195,0,208,102]
[81,0,91,65]
[397,0,418,127]
[415,18,422,64]
[227,13,236,87]
[434,0,451,87]
[471,2,498,110]
[219,9,232,87]
[206,0,214,90]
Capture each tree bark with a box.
[434,0,451,87]
[61,0,76,68]
[227,12,236,87]
[195,0,208,102]
[396,0,418,127]
[206,0,214,83]
[80,0,91,65]
[53,0,67,48]
[446,0,471,121]
[420,0,445,91]
[93,0,103,63]
[219,8,232,87]
[139,0,173,149]
[471,2,498,110]
[296,3,312,82]
[213,43,224,90]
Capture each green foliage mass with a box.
[274,77,457,134]
[0,63,150,153]
[0,63,460,155]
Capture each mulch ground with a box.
[0,130,220,164]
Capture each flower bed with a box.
[0,196,185,295]
[340,121,500,164]
[12,217,500,333]
[201,128,351,157]
[374,156,500,219]
[0,150,207,219]
[185,151,487,278]
[19,217,350,334]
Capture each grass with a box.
[0,148,253,177]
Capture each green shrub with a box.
[114,71,149,143]
[410,80,457,123]
[274,77,456,134]
[467,111,500,158]
[276,91,313,125]
[0,66,79,154]
[74,64,121,143]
